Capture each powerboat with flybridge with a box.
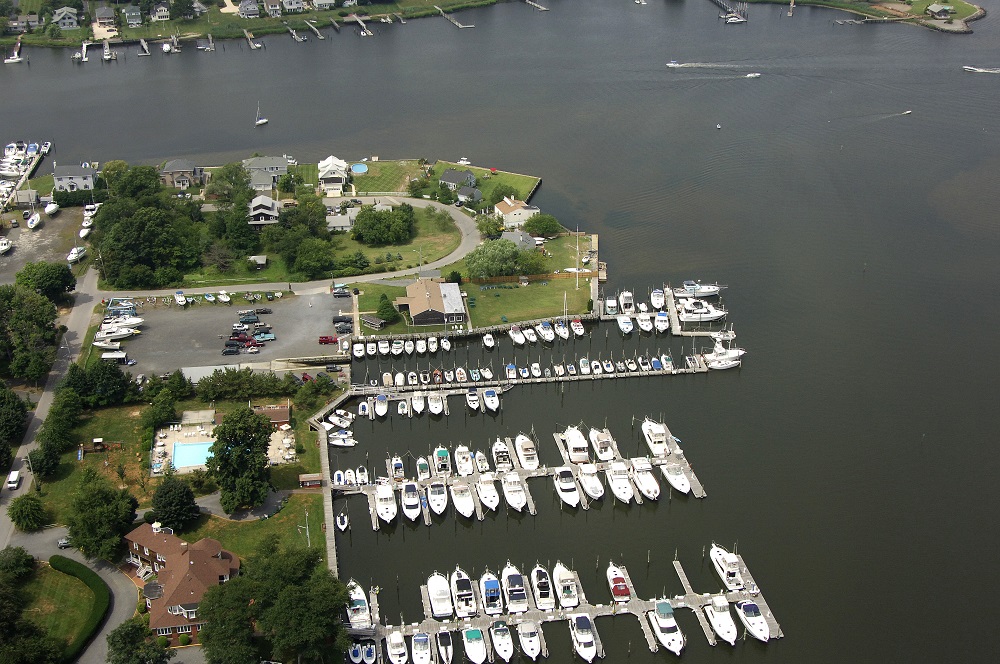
[710,543,745,591]
[563,425,590,463]
[673,280,723,298]
[375,480,397,522]
[501,472,526,511]
[385,630,407,664]
[451,566,477,618]
[650,288,665,309]
[401,483,421,521]
[636,313,654,332]
[704,595,737,645]
[480,569,503,615]
[588,428,616,462]
[346,580,372,629]
[514,434,539,470]
[454,445,474,476]
[434,446,452,476]
[618,290,635,314]
[630,458,660,500]
[501,562,529,613]
[616,315,634,334]
[647,600,685,655]
[577,463,604,500]
[428,337,438,353]
[607,562,630,603]
[641,418,670,458]
[530,564,556,610]
[676,297,727,323]
[606,462,634,503]
[569,614,597,662]
[492,439,513,472]
[553,561,580,608]
[427,572,453,618]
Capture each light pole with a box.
[412,247,423,275]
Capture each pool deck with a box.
[150,422,298,475]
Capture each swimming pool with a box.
[351,163,369,174]
[172,441,213,468]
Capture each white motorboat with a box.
[553,363,565,377]
[673,280,722,298]
[465,389,480,411]
[381,372,394,388]
[650,288,665,309]
[352,343,365,359]
[476,473,500,511]
[553,467,580,508]
[101,316,144,330]
[0,238,12,254]
[630,458,660,500]
[173,291,186,306]
[349,642,362,664]
[475,451,490,473]
[514,434,539,470]
[428,336,439,352]
[661,463,690,494]
[618,290,635,315]
[605,462,634,503]
[436,631,453,664]
[391,340,404,356]
[655,311,670,333]
[378,340,390,355]
[328,413,352,429]
[480,570,503,615]
[407,371,418,386]
[428,572,453,618]
[365,341,377,356]
[327,429,358,447]
[660,354,674,371]
[444,369,455,383]
[647,600,685,655]
[428,394,444,415]
[562,425,589,463]
[390,456,405,483]
[516,621,541,661]
[746,72,761,78]
[568,614,597,663]
[641,418,670,457]
[571,318,586,337]
[26,212,41,230]
[482,389,500,412]
[522,327,538,344]
[374,480,397,522]
[481,367,494,380]
[427,482,448,515]
[637,356,651,371]
[44,202,59,215]
[676,297,727,323]
[216,290,230,303]
[345,471,357,487]
[501,472,526,511]
[451,567,477,618]
[410,337,424,354]
[707,356,742,370]
[607,563,631,603]
[410,394,425,415]
[489,621,514,662]
[705,341,746,364]
[94,327,139,342]
[536,321,555,342]
[411,632,432,664]
[483,333,495,348]
[346,580,373,629]
[374,394,389,417]
[401,482,421,521]
[588,428,616,462]
[450,483,475,519]
[404,339,415,355]
[704,595,738,646]
[553,320,571,340]
[616,315,634,334]
[413,457,430,482]
[735,600,770,642]
[461,629,487,664]
[577,463,605,500]
[386,630,408,664]
[419,371,431,384]
[92,340,121,350]
[356,465,369,485]
[501,562,529,613]
[530,565,556,611]
[710,543,745,591]
[505,364,517,379]
[578,358,591,375]
[440,337,452,351]
[492,439,513,472]
[455,445,475,476]
[530,362,541,378]
[553,562,580,608]
[636,313,654,333]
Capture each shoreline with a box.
[748,0,985,33]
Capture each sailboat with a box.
[255,102,268,127]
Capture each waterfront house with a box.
[52,7,80,30]
[53,164,97,192]
[925,3,952,18]
[394,278,467,326]
[318,155,349,196]
[239,0,261,19]
[150,2,170,22]
[282,0,305,12]
[126,522,240,646]
[242,156,288,189]
[160,159,206,190]
[9,15,41,33]
[501,230,536,253]
[494,196,540,229]
[122,5,143,28]
[252,402,291,428]
[247,195,282,229]
[95,6,116,27]
[439,169,476,191]
[313,0,337,8]
[191,1,209,16]
[265,0,281,17]
[457,186,483,204]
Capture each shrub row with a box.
[48,555,112,663]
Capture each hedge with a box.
[52,188,109,208]
[48,555,112,663]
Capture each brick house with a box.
[126,523,240,645]
[160,159,206,190]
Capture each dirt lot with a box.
[0,207,86,284]
[103,291,354,376]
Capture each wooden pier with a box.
[285,24,307,42]
[524,0,549,9]
[435,5,474,28]
[330,18,341,32]
[138,39,150,56]
[348,14,373,36]
[671,559,716,645]
[304,20,325,39]
[243,29,261,49]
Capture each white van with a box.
[6,470,21,490]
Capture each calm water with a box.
[7,1,1000,661]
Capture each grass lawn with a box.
[183,261,298,288]
[429,161,541,203]
[334,205,461,271]
[26,174,54,196]
[22,563,96,649]
[290,163,319,188]
[352,160,424,194]
[468,279,592,327]
[181,493,326,562]
[909,0,978,19]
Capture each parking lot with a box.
[0,208,85,285]
[107,290,354,376]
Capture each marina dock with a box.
[349,14,373,36]
[435,5,474,28]
[304,20,325,39]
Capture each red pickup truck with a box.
[318,336,337,345]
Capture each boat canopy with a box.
[656,601,674,617]
[741,602,761,617]
[574,615,592,630]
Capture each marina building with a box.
[394,278,467,326]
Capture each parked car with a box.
[332,288,350,298]
[246,346,260,354]
[253,332,276,342]
[325,364,341,373]
[230,333,249,342]
[353,287,360,295]
[318,336,337,345]
[224,340,241,348]
[239,315,260,324]
[302,373,313,381]
[331,315,352,324]
[57,537,72,549]
[350,199,362,205]
[335,323,353,334]
[22,210,31,220]
[232,323,248,331]
[255,308,272,314]
[222,347,240,355]
[316,371,330,381]
[265,292,275,301]
[290,375,304,386]
[244,340,261,348]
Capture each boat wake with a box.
[667,61,745,69]
[963,66,1000,74]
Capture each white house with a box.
[52,7,80,30]
[318,155,349,197]
[494,196,540,229]
[150,2,171,21]
[239,0,261,19]
[53,164,97,192]
[313,0,337,8]
[282,0,304,12]
[247,195,282,230]
[265,0,281,17]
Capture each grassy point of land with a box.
[352,160,425,194]
[180,493,326,562]
[430,161,541,203]
[22,563,96,648]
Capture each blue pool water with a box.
[350,163,368,174]
[172,442,212,468]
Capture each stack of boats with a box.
[322,408,357,447]
[93,314,144,347]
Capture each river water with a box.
[7,1,1000,661]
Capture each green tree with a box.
[475,213,504,238]
[27,445,60,481]
[198,575,257,664]
[204,163,252,207]
[376,294,399,324]
[170,0,194,19]
[100,160,130,194]
[488,183,519,206]
[276,172,303,193]
[206,408,272,514]
[447,270,463,284]
[0,547,34,583]
[47,23,61,39]
[0,385,27,448]
[106,616,175,664]
[517,248,548,275]
[522,213,564,238]
[293,238,336,279]
[464,239,522,278]
[150,472,200,532]
[351,205,415,246]
[66,469,138,560]
[109,165,161,200]
[6,495,46,532]
[0,284,58,383]
[14,262,76,301]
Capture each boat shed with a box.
[298,473,323,488]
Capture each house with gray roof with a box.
[95,6,116,27]
[265,0,281,17]
[925,3,952,18]
[53,164,97,192]
[247,195,282,230]
[501,230,536,253]
[122,5,143,27]
[457,186,482,204]
[160,159,205,190]
[52,7,80,30]
[239,0,260,19]
[439,169,476,191]
[9,15,41,33]
[150,2,170,22]
[242,156,287,190]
